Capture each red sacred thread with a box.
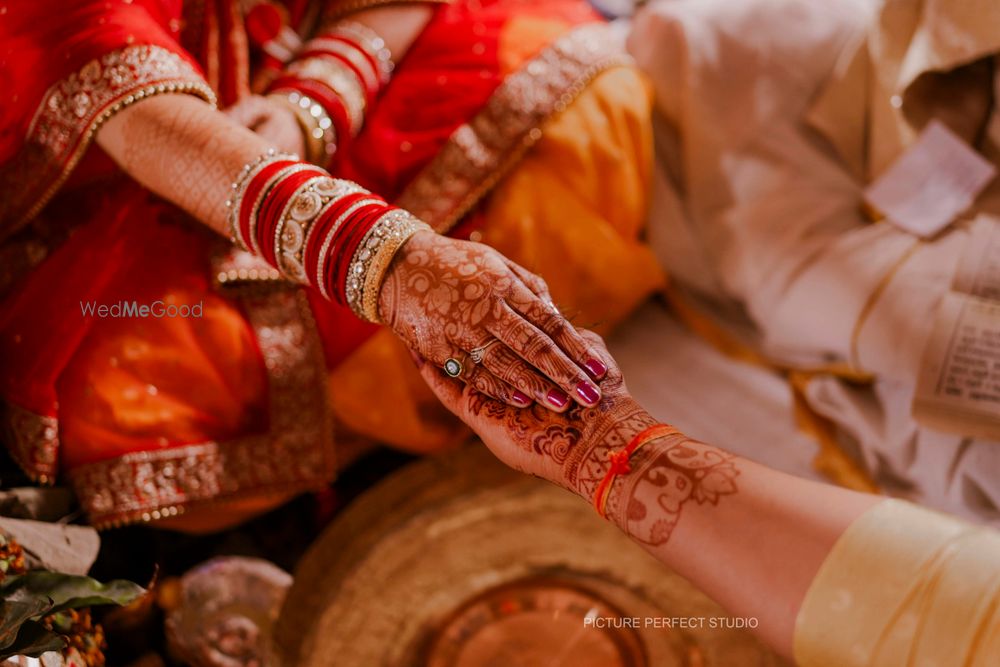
[593,424,679,519]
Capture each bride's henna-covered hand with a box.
[417,331,740,547]
[379,231,609,411]
[225,95,305,157]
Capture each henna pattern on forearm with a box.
[460,361,738,549]
[465,373,657,497]
[611,434,740,547]
[379,232,601,407]
[101,95,270,235]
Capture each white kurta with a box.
[630,0,1000,525]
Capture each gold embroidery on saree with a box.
[67,287,335,529]
[0,45,217,236]
[1,402,59,485]
[396,23,632,233]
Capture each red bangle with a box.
[303,192,371,286]
[298,48,379,103]
[256,168,326,266]
[271,78,355,144]
[593,424,679,519]
[328,203,389,303]
[318,34,380,78]
[238,160,298,247]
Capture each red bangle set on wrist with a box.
[226,150,430,321]
[593,424,680,519]
[266,21,393,165]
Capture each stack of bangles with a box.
[226,149,431,322]
[266,21,393,165]
[593,424,680,519]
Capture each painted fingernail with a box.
[512,390,532,406]
[576,381,600,405]
[584,358,608,379]
[546,389,569,408]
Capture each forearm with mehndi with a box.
[101,94,270,235]
[605,431,741,546]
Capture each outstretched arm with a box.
[95,90,608,415]
[417,332,878,659]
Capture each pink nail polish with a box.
[546,389,569,408]
[512,390,532,406]
[584,358,607,379]
[576,381,600,405]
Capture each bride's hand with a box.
[379,231,610,412]
[415,330,658,500]
[224,95,305,157]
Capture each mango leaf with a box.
[1,571,145,614]
[0,597,53,650]
[0,620,66,661]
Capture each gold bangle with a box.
[268,91,337,164]
[347,209,431,322]
[247,163,315,257]
[278,177,371,283]
[273,175,329,283]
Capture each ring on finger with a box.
[469,339,500,364]
[443,356,466,378]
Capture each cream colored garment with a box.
[630,0,1000,525]
[795,499,1000,666]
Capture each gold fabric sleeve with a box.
[794,499,1000,666]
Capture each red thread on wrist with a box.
[593,424,679,519]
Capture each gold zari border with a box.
[67,287,336,529]
[0,45,217,237]
[1,401,60,485]
[396,23,633,233]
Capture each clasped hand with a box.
[378,231,608,412]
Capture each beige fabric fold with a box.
[795,499,1000,666]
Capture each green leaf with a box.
[0,620,66,661]
[0,597,54,650]
[1,571,145,614]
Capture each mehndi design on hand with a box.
[379,231,607,411]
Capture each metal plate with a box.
[276,445,783,666]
